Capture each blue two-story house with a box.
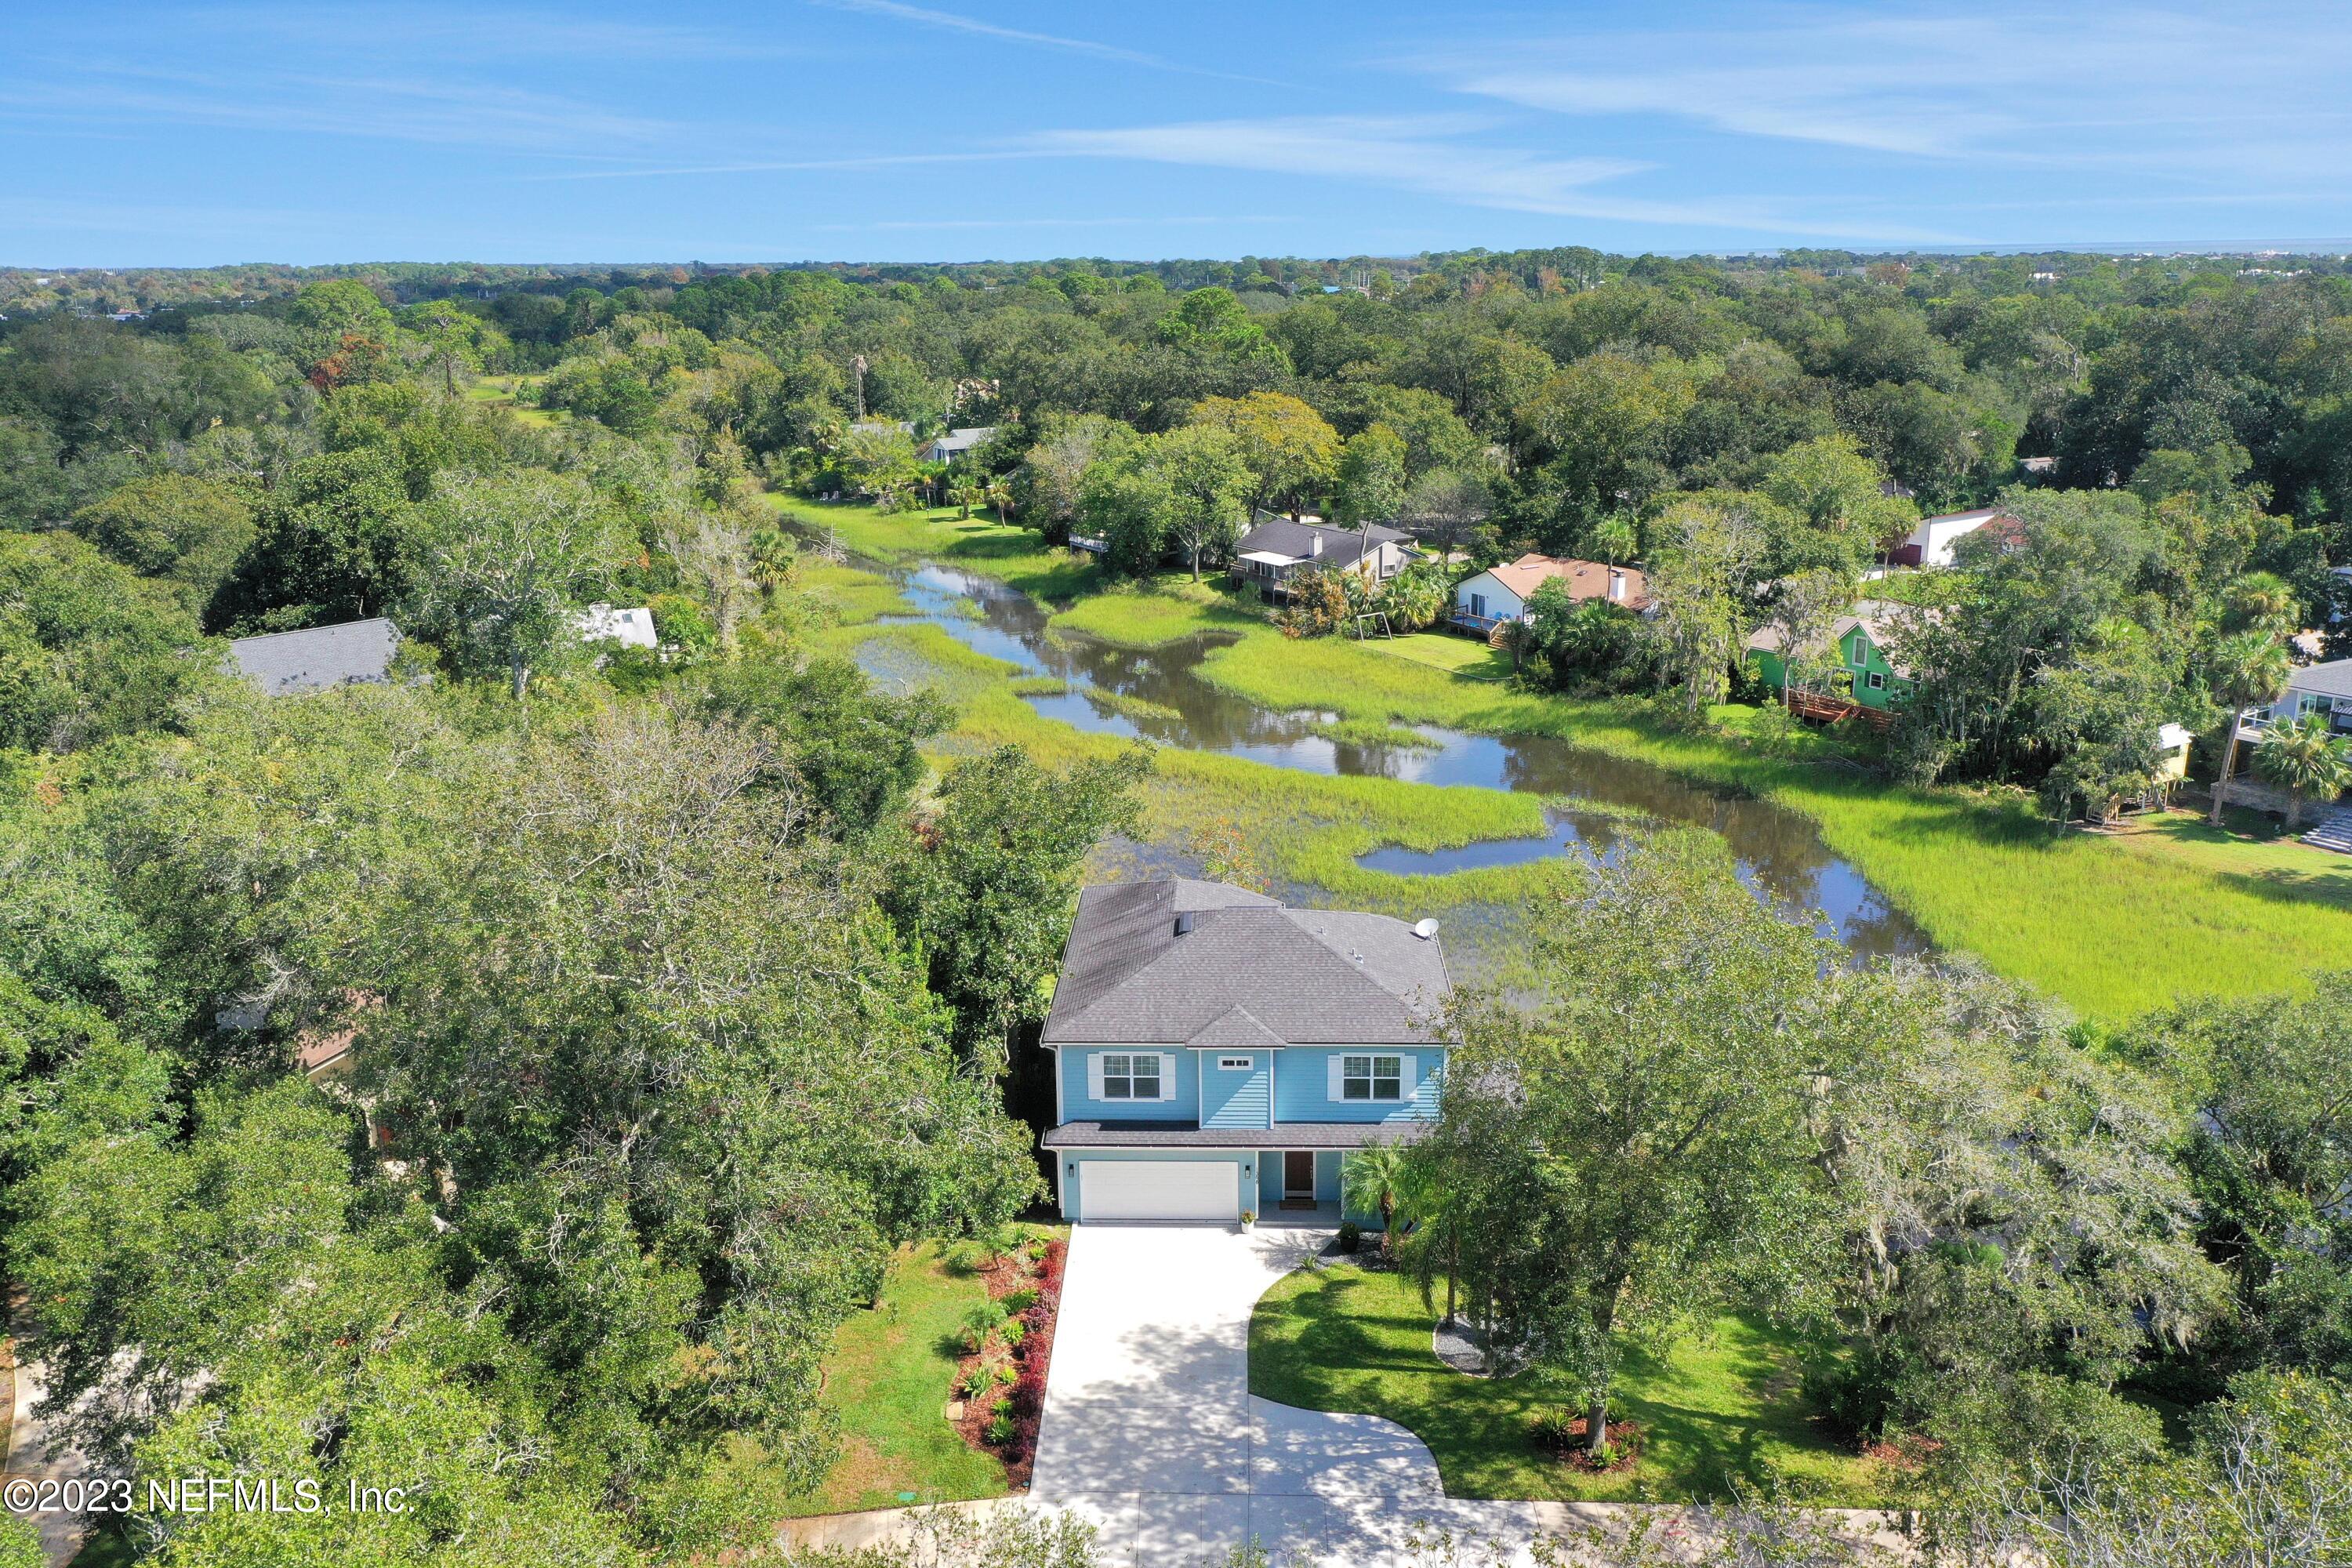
[1039,878,1451,1225]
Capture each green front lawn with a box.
[784,1238,1051,1517]
[1250,1262,1893,1505]
[1376,633,1514,681]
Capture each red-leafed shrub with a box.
[995,1236,1068,1483]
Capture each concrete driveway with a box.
[1029,1223,1561,1567]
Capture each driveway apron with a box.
[1030,1224,1555,1567]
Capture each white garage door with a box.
[1078,1160,1238,1223]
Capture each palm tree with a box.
[2206,630,2292,826]
[746,528,797,604]
[1588,514,1638,567]
[1341,1144,1406,1254]
[2227,571,2301,637]
[2253,714,2352,828]
[981,476,1015,524]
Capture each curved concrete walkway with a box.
[1030,1223,1556,1566]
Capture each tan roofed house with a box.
[1450,554,1650,635]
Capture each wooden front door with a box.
[1283,1150,1316,1200]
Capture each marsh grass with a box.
[817,551,2352,1018]
[1193,629,2352,1021]
[770,497,1102,601]
[1250,1262,1893,1506]
[1079,688,1185,725]
[1045,576,1264,647]
[793,560,915,626]
[1305,717,1443,750]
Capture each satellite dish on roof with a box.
[1412,918,1440,940]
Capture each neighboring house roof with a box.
[1041,878,1450,1047]
[2156,722,2196,752]
[1232,517,1409,572]
[2288,659,2352,700]
[576,602,657,648]
[228,617,405,695]
[1746,599,1921,677]
[849,419,915,435]
[1472,554,1650,610]
[1042,1121,1433,1150]
[924,425,999,456]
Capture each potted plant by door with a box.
[1240,1210,1258,1233]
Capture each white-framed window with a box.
[1101,1053,1160,1100]
[1468,592,1486,619]
[1849,637,1869,668]
[1865,671,1886,691]
[1341,1054,1404,1102]
[1217,1054,1253,1071]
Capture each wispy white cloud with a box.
[0,60,687,155]
[811,0,1281,85]
[183,4,804,61]
[0,196,340,237]
[1012,115,1960,241]
[1425,6,2352,175]
[530,151,1028,182]
[815,214,1294,231]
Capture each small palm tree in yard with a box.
[746,527,798,604]
[1342,1145,1406,1254]
[2206,630,2292,826]
[981,475,1015,523]
[2254,714,2352,828]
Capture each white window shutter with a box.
[1397,1055,1416,1100]
[1327,1056,1344,1099]
[1160,1053,1178,1101]
[1087,1054,1105,1099]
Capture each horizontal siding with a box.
[1058,1046,1198,1123]
[1273,1046,1443,1124]
[1201,1050,1271,1129]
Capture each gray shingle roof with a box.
[1234,517,1408,572]
[2289,659,2352,700]
[1042,879,1450,1047]
[1041,1120,1432,1150]
[925,425,999,456]
[228,618,405,695]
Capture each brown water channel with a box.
[863,563,1930,962]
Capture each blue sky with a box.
[7,2,2352,265]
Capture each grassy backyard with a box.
[1250,1262,1893,1506]
[464,373,564,428]
[779,499,2352,1021]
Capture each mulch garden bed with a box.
[1531,1413,1646,1474]
[946,1234,1067,1490]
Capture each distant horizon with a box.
[13,239,2352,275]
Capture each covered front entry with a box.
[1282,1151,1316,1202]
[1076,1159,1240,1223]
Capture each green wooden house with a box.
[1746,601,1916,711]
